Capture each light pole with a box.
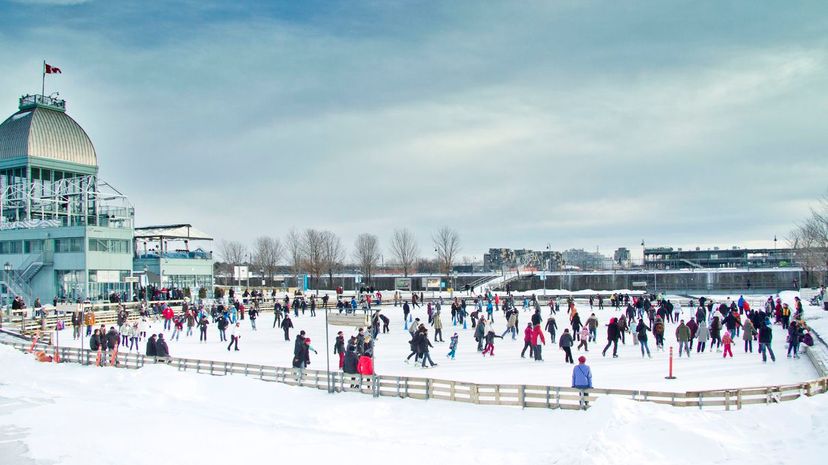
[2,262,10,328]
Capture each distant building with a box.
[483,248,562,272]
[643,246,796,269]
[561,248,611,270]
[614,247,631,266]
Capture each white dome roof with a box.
[0,103,97,168]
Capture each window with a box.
[24,240,44,254]
[0,240,23,254]
[54,238,84,253]
[88,239,131,254]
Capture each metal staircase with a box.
[0,251,52,304]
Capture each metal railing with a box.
[5,338,827,411]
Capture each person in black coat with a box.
[602,318,620,358]
[89,329,102,351]
[281,314,294,341]
[343,338,359,374]
[155,334,170,357]
[106,327,120,350]
[146,334,157,356]
[294,330,306,355]
[334,332,346,369]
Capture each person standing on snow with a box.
[636,320,652,358]
[280,314,293,341]
[531,324,546,361]
[742,318,756,353]
[675,320,691,357]
[447,333,459,360]
[722,331,734,358]
[559,328,574,364]
[758,322,776,362]
[572,356,593,408]
[227,322,241,351]
[602,317,619,358]
[696,319,710,353]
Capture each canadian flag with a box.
[45,63,61,74]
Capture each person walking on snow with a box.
[531,324,546,361]
[742,318,756,353]
[520,323,534,358]
[577,325,590,352]
[227,322,241,351]
[602,317,620,358]
[559,329,574,364]
[676,320,691,357]
[481,329,503,356]
[696,319,709,353]
[722,331,734,358]
[447,333,459,359]
[636,320,652,358]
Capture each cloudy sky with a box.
[1,0,826,261]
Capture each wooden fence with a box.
[4,339,828,411]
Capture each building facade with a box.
[0,94,213,304]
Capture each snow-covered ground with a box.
[47,294,819,392]
[1,344,827,465]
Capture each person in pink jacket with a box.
[722,331,734,358]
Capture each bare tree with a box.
[218,239,247,265]
[301,229,326,289]
[389,228,419,277]
[353,233,381,284]
[322,231,346,289]
[285,228,305,281]
[252,236,284,284]
[790,193,828,287]
[433,226,461,276]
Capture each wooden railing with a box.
[4,340,827,411]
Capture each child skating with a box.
[447,333,458,359]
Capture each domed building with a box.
[0,94,213,305]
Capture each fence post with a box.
[555,387,560,409]
[725,391,730,411]
[698,392,704,410]
[520,385,526,409]
[425,379,431,400]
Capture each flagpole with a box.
[42,60,45,97]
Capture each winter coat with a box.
[146,337,157,356]
[559,333,574,348]
[586,316,599,330]
[433,313,443,330]
[507,313,517,329]
[523,325,533,343]
[636,322,650,342]
[572,364,593,389]
[742,320,756,341]
[606,320,619,341]
[106,329,120,349]
[89,334,102,351]
[155,338,170,357]
[758,325,773,344]
[686,319,698,339]
[280,318,293,331]
[343,345,359,374]
[84,312,96,326]
[696,322,710,342]
[334,335,345,354]
[531,325,546,346]
[675,324,691,342]
[545,318,557,333]
[579,326,589,341]
[722,332,733,346]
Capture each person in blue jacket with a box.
[572,355,593,408]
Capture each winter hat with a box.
[305,338,311,344]
[578,356,586,364]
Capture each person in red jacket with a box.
[162,305,174,331]
[531,324,546,361]
[520,323,534,358]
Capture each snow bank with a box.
[0,345,825,465]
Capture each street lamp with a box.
[2,262,10,327]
